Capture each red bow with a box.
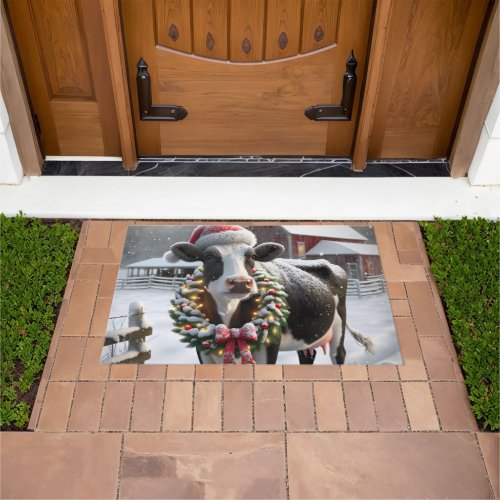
[215,323,258,364]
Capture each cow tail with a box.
[345,321,375,356]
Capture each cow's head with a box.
[170,240,284,301]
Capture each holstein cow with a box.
[165,225,374,364]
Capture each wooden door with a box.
[6,0,121,156]
[122,0,373,156]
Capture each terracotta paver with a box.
[85,220,112,247]
[284,364,340,380]
[367,364,399,381]
[396,317,428,381]
[254,382,285,431]
[341,364,368,381]
[167,364,195,380]
[431,382,477,431]
[285,382,316,431]
[386,281,407,299]
[343,381,377,431]
[37,382,75,431]
[68,381,106,431]
[1,433,121,499]
[89,297,112,337]
[255,364,283,380]
[130,381,165,431]
[163,381,193,431]
[287,433,492,499]
[119,433,287,499]
[100,381,134,431]
[196,364,223,380]
[393,221,424,265]
[50,337,86,380]
[137,364,167,380]
[314,382,347,431]
[420,336,457,380]
[224,364,253,380]
[390,298,411,316]
[76,263,102,280]
[193,381,222,431]
[98,264,119,298]
[406,281,445,336]
[61,280,98,336]
[477,432,499,499]
[372,381,408,431]
[9,220,494,499]
[402,382,440,431]
[79,337,110,380]
[110,363,137,380]
[223,381,253,431]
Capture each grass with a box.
[420,218,499,431]
[0,214,79,430]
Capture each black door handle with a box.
[136,58,188,121]
[305,51,357,121]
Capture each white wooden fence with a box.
[347,275,386,297]
[115,275,184,290]
[101,302,153,364]
[116,273,386,297]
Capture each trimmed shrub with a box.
[420,218,499,430]
[1,214,79,429]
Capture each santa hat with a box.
[164,225,257,262]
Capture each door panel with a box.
[368,0,489,158]
[6,0,120,156]
[122,0,373,156]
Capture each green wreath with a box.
[169,266,290,357]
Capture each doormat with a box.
[100,225,401,365]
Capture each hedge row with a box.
[420,218,499,430]
[1,215,79,429]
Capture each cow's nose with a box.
[225,276,253,290]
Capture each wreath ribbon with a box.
[215,323,257,364]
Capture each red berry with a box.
[261,323,269,329]
[185,325,192,330]
[275,304,282,309]
[263,278,269,282]
[202,341,211,348]
[268,289,276,295]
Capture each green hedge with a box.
[420,218,499,430]
[1,214,79,429]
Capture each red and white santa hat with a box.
[164,225,257,262]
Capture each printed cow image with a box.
[166,225,374,364]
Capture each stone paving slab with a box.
[1,432,121,499]
[287,433,493,499]
[120,433,286,499]
[1,220,496,499]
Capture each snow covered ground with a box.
[101,287,401,365]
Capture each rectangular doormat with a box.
[100,224,401,366]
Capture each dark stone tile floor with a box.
[42,158,450,177]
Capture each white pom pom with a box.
[164,250,179,263]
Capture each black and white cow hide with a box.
[169,241,374,364]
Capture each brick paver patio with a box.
[1,221,498,499]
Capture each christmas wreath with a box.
[169,266,290,364]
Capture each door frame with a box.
[3,0,497,176]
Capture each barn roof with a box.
[281,225,368,241]
[126,257,202,268]
[306,241,379,256]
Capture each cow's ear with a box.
[253,243,285,262]
[170,242,202,262]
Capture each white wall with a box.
[468,84,500,186]
[0,91,23,185]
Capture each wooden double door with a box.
[122,0,373,156]
[6,0,491,161]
